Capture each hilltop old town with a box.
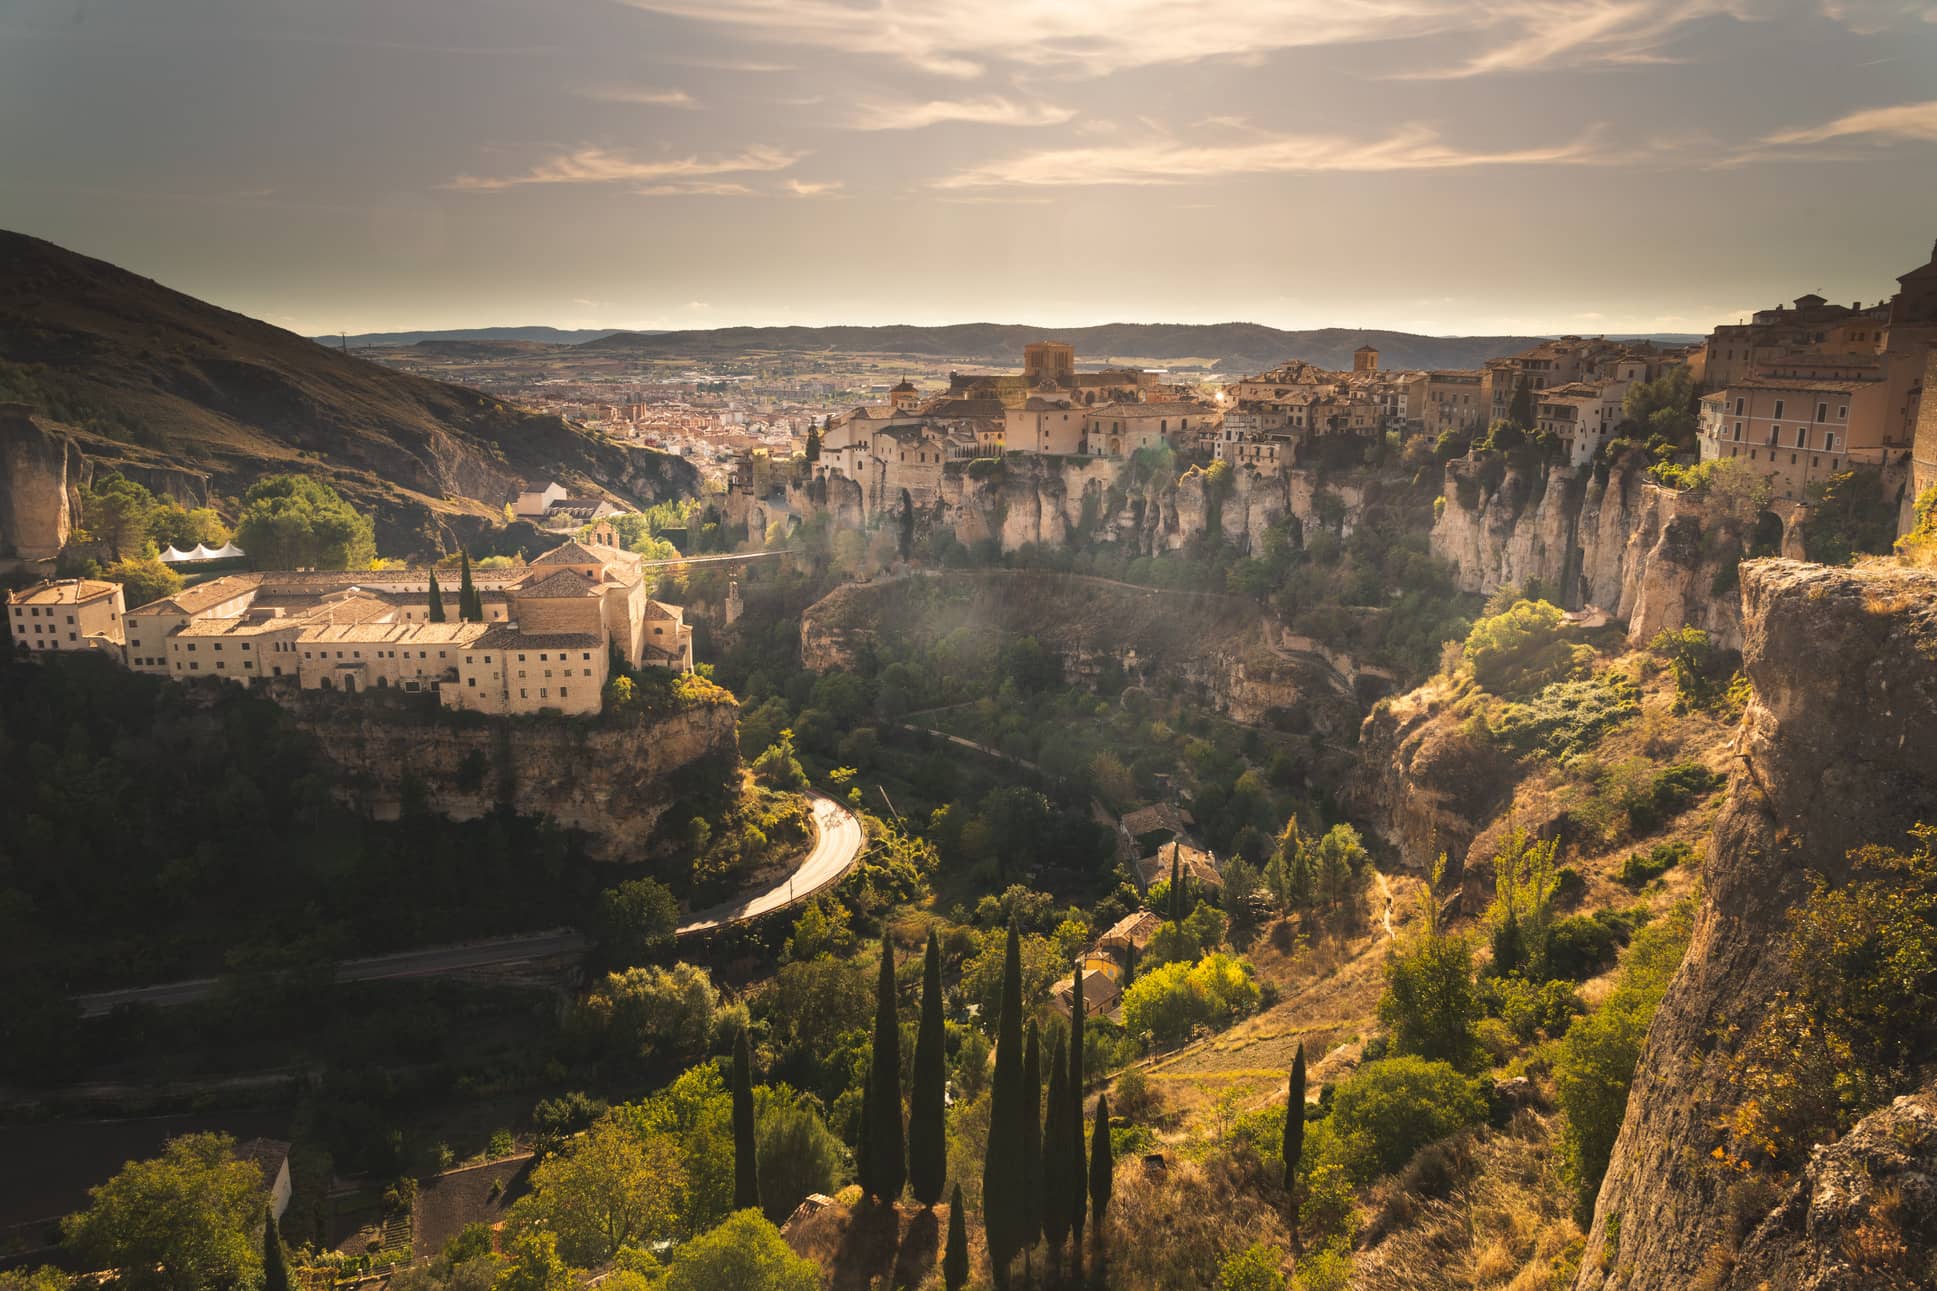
[8,235,1937,725]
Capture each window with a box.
[1839,405,1847,419]
[1816,402,1828,422]
[560,687,569,699]
[1773,399,1785,418]
[1734,397,1745,415]
[520,688,528,699]
[1770,425,1781,445]
[1734,422,1743,441]
[467,677,476,688]
[1824,433,1836,451]
[1796,428,1808,449]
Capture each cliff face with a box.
[1429,460,1796,652]
[1579,559,1937,1289]
[800,569,1367,735]
[288,694,739,861]
[0,403,213,561]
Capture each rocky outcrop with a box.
[1343,678,1514,882]
[0,403,76,558]
[288,692,739,861]
[1722,1087,1937,1290]
[801,569,1366,735]
[1579,559,1937,1289]
[1429,459,1806,652]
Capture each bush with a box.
[1622,762,1720,835]
[1328,1057,1485,1182]
[1544,910,1636,981]
[1492,674,1641,760]
[1617,841,1691,888]
[1462,600,1592,696]
[1120,952,1260,1048]
[1555,900,1692,1208]
[1217,1242,1289,1291]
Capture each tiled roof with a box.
[129,574,261,615]
[9,578,120,605]
[517,569,600,599]
[475,625,604,650]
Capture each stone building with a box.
[6,577,125,654]
[116,534,691,716]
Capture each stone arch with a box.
[1750,509,1785,558]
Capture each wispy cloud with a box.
[845,96,1075,130]
[447,144,802,190]
[935,123,1612,189]
[616,0,1779,79]
[579,83,700,108]
[634,181,760,196]
[785,178,846,197]
[1763,98,1937,145]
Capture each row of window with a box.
[1730,397,1847,422]
[12,607,82,622]
[1724,421,1839,451]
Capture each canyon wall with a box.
[1430,458,1806,652]
[1578,558,1937,1289]
[285,689,739,861]
[800,569,1369,736]
[0,403,212,561]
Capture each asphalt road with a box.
[675,791,864,936]
[73,793,864,1017]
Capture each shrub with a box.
[1217,1242,1289,1291]
[1544,910,1637,981]
[1462,600,1593,696]
[1617,841,1692,888]
[1623,762,1720,835]
[1492,674,1641,760]
[1328,1057,1485,1182]
[1555,899,1693,1208]
[1120,952,1260,1047]
[1379,860,1481,1070]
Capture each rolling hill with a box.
[315,326,633,347]
[578,322,1566,372]
[0,232,696,556]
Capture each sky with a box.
[2,0,1936,338]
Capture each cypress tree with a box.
[1042,1031,1071,1261]
[426,569,446,623]
[732,1029,761,1213]
[1022,1021,1043,1255]
[1089,1093,1114,1233]
[458,550,479,622]
[1068,961,1088,1253]
[857,1069,876,1200]
[1168,848,1183,924]
[983,924,1027,1289]
[944,1182,970,1291]
[867,934,906,1203]
[1285,1043,1307,1251]
[909,929,948,1208]
[1509,375,1534,430]
[262,1207,290,1291]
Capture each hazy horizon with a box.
[5,0,1935,338]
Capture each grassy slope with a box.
[0,230,696,551]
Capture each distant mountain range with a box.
[572,323,1705,372]
[314,326,637,347]
[0,233,695,554]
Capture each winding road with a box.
[73,792,864,1018]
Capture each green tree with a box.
[663,1211,819,1291]
[805,422,821,463]
[752,729,809,792]
[1067,955,1088,1256]
[63,1132,264,1291]
[898,488,915,561]
[1507,376,1533,430]
[1378,858,1480,1070]
[984,925,1028,1288]
[1042,1031,1072,1263]
[733,1031,761,1213]
[754,1091,842,1225]
[855,1069,875,1199]
[103,555,183,610]
[1313,825,1367,915]
[1487,827,1560,979]
[458,550,480,621]
[594,878,679,965]
[150,502,230,552]
[944,1183,970,1291]
[233,474,376,570]
[80,474,159,560]
[507,1118,684,1264]
[1267,817,1312,910]
[495,1230,574,1291]
[1284,1044,1306,1249]
[262,1208,290,1291]
[909,929,949,1207]
[1089,1093,1113,1235]
[866,934,906,1203]
[1021,1020,1044,1254]
[1329,1057,1485,1181]
[569,962,720,1067]
[427,570,447,623]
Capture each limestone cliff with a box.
[1429,459,1801,652]
[800,569,1368,735]
[0,403,212,560]
[286,690,739,861]
[1579,559,1937,1289]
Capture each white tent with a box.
[158,545,193,564]
[158,541,247,564]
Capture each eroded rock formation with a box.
[1579,558,1937,1289]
